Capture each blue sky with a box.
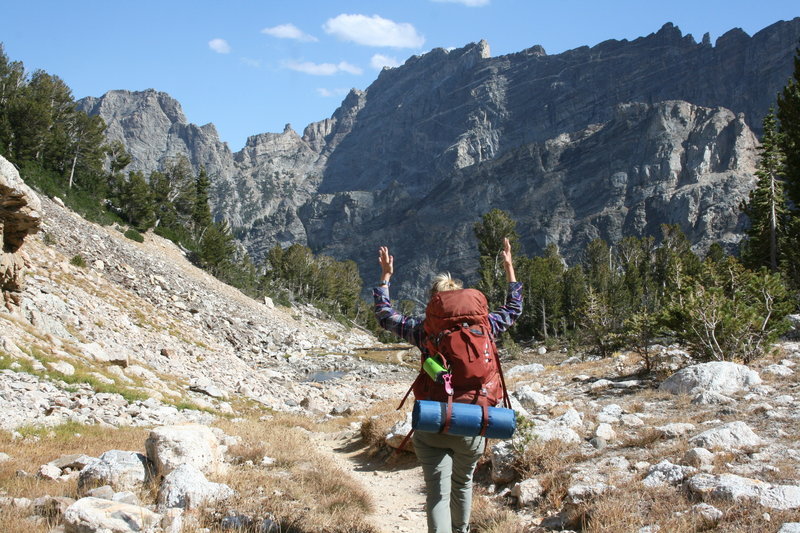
[2,1,797,151]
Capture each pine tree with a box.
[777,46,800,208]
[474,209,519,309]
[192,166,213,230]
[776,46,800,291]
[198,220,237,277]
[741,110,787,272]
[65,111,106,189]
[523,244,564,339]
[120,171,156,231]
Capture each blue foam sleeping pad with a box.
[412,400,516,439]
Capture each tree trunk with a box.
[68,149,78,189]
[540,298,548,338]
[769,172,778,272]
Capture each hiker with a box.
[374,238,522,533]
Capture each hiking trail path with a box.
[312,428,428,533]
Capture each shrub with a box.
[123,228,144,243]
[70,254,87,268]
[41,232,56,246]
[666,258,793,364]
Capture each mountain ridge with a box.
[77,18,800,297]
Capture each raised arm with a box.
[373,246,426,348]
[501,237,516,283]
[489,238,523,336]
[379,246,393,284]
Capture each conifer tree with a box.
[474,209,519,309]
[741,110,786,272]
[198,220,237,277]
[522,244,564,339]
[121,171,156,231]
[776,46,800,290]
[777,46,800,207]
[192,166,213,230]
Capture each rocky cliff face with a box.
[305,100,759,301]
[77,89,237,185]
[78,18,800,294]
[0,155,41,298]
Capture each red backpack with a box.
[398,289,511,421]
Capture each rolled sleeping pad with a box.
[412,400,516,439]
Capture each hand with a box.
[501,238,513,266]
[501,238,516,282]
[378,246,394,282]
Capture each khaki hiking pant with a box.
[412,431,485,533]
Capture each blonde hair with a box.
[430,272,463,297]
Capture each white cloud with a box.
[337,61,363,75]
[284,60,363,76]
[316,88,350,98]
[262,23,318,42]
[240,57,261,68]
[323,14,424,48]
[370,54,400,69]
[208,38,231,54]
[432,0,490,6]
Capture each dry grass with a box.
[582,484,698,532]
[0,422,152,532]
[580,465,800,533]
[469,486,527,532]
[620,427,666,449]
[713,501,800,532]
[359,400,407,453]
[210,414,378,532]
[0,413,379,532]
[512,439,585,514]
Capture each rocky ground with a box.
[1,195,414,431]
[2,193,800,532]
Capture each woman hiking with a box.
[373,238,522,533]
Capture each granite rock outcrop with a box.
[0,154,41,294]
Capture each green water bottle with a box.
[423,354,447,383]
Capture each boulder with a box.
[531,423,582,444]
[63,497,161,533]
[33,495,75,521]
[78,451,151,495]
[683,447,715,468]
[763,364,794,377]
[778,524,800,533]
[655,423,695,439]
[688,421,763,451]
[594,423,616,442]
[48,361,76,376]
[506,364,545,378]
[514,387,555,410]
[188,378,229,400]
[642,460,696,487]
[50,454,98,472]
[511,478,544,507]
[158,463,235,510]
[490,440,516,484]
[38,463,63,481]
[145,424,227,477]
[80,342,129,367]
[385,414,413,451]
[692,503,723,525]
[688,473,800,510]
[0,154,42,292]
[660,362,761,396]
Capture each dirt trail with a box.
[312,428,428,533]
